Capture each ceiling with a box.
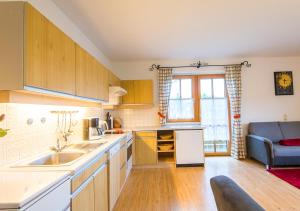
[53,0,300,61]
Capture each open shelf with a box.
[157,139,174,142]
[157,149,175,153]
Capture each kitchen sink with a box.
[12,142,106,167]
[28,152,84,166]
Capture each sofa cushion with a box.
[248,122,283,142]
[279,138,300,146]
[273,144,300,157]
[279,122,300,139]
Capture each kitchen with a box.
[0,2,205,211]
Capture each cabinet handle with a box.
[92,163,107,177]
[71,174,94,198]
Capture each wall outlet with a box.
[283,114,288,121]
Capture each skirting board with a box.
[176,163,205,167]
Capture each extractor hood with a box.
[109,86,127,96]
[103,86,127,108]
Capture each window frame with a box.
[167,75,200,122]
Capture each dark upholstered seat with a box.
[210,175,265,211]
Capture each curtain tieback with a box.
[233,114,241,119]
[158,112,166,119]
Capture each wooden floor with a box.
[114,157,300,211]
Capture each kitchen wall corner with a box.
[0,103,103,166]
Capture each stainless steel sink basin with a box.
[68,142,106,152]
[28,152,84,166]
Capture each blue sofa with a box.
[247,121,300,168]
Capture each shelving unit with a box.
[157,130,175,164]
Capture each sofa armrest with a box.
[246,135,273,166]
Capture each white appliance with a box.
[104,86,127,106]
[175,130,205,167]
[126,133,133,177]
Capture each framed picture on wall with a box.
[274,71,294,95]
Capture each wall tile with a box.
[0,103,103,166]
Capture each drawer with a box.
[135,131,156,139]
[25,179,70,211]
[71,153,107,193]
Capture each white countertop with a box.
[0,171,69,209]
[6,133,127,174]
[0,133,128,209]
[0,125,202,209]
[127,123,205,131]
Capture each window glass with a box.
[213,79,225,98]
[200,79,212,98]
[170,79,180,99]
[181,79,192,99]
[168,99,194,119]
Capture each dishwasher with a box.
[175,130,205,167]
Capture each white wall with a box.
[3,0,114,71]
[113,57,300,130]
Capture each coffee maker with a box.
[84,118,108,140]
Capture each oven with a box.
[126,136,133,177]
[127,138,133,161]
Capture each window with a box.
[200,77,229,154]
[168,74,230,155]
[168,76,198,122]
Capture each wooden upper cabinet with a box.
[108,71,121,86]
[97,64,109,101]
[24,4,76,95]
[24,3,47,89]
[75,45,98,99]
[121,80,153,105]
[0,2,112,102]
[76,45,109,101]
[45,21,76,95]
[121,80,135,104]
[134,80,153,104]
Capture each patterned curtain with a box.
[225,65,245,159]
[158,68,173,125]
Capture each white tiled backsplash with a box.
[0,103,103,166]
[112,106,160,128]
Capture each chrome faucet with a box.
[51,110,77,152]
[51,138,68,152]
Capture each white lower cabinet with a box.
[25,179,70,211]
[109,144,121,211]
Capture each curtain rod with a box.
[149,61,251,71]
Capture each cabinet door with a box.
[108,71,121,86]
[24,4,76,95]
[135,138,157,165]
[24,3,47,89]
[46,21,76,95]
[72,177,95,211]
[94,164,109,211]
[75,45,98,99]
[109,151,120,211]
[97,64,109,101]
[120,164,126,191]
[134,80,153,104]
[121,80,135,104]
